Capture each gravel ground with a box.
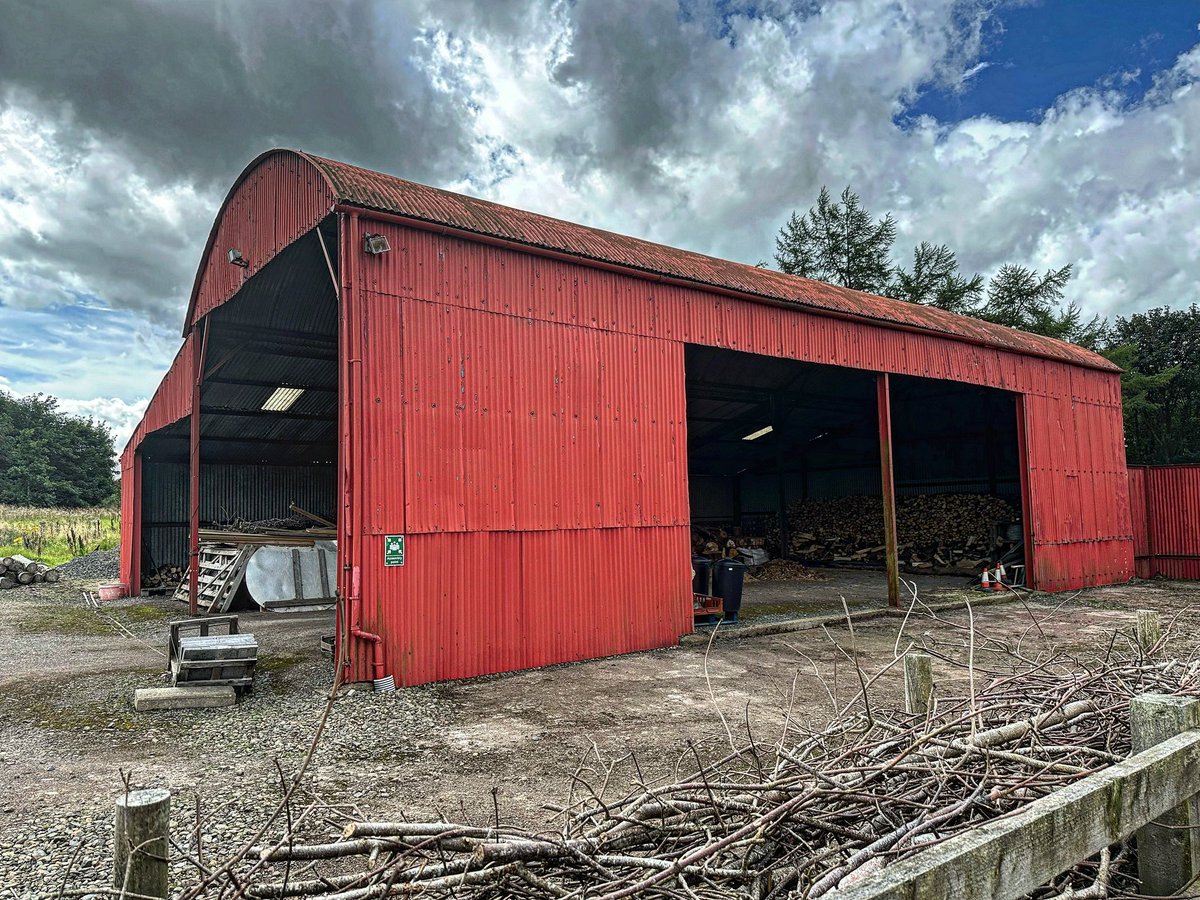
[54,546,120,580]
[1,575,1198,897]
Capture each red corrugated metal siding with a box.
[354,293,691,684]
[183,151,335,333]
[1129,465,1200,579]
[362,527,691,685]
[348,221,1132,683]
[309,152,1115,373]
[361,224,1132,598]
[119,334,194,592]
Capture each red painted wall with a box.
[343,221,1133,683]
[1129,465,1200,580]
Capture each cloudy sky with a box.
[1,0,1198,448]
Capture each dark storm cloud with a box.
[0,0,476,190]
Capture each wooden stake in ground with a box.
[1136,609,1162,654]
[113,788,171,899]
[903,653,934,716]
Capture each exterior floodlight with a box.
[262,386,305,412]
[363,233,391,254]
[742,425,773,441]
[227,249,249,268]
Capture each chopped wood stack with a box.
[0,554,62,590]
[787,493,1017,573]
[142,564,184,590]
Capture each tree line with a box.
[0,392,117,507]
[773,186,1200,465]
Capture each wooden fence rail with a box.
[829,692,1200,900]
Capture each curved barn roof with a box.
[190,149,1118,372]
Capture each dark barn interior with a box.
[136,223,340,579]
[684,344,1025,612]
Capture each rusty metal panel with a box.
[359,526,691,686]
[310,153,1116,373]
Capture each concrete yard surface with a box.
[1,574,1199,892]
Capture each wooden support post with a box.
[876,373,900,608]
[1132,694,1200,897]
[903,652,933,715]
[1136,609,1163,654]
[113,788,170,899]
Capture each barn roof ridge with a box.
[287,150,1114,373]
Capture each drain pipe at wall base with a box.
[349,566,394,692]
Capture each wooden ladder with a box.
[172,544,255,613]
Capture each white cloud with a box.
[1,0,1199,429]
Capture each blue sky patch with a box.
[909,2,1200,123]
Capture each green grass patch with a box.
[16,606,114,637]
[118,603,175,624]
[0,504,120,566]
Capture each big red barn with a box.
[120,150,1134,686]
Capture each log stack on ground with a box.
[142,564,185,591]
[0,554,62,590]
[787,492,1017,573]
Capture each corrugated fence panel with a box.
[1130,465,1200,579]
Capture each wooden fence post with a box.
[113,787,170,899]
[1131,694,1200,896]
[1136,609,1163,654]
[903,653,933,716]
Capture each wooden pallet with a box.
[172,544,255,613]
[168,615,258,689]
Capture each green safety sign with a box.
[384,534,405,567]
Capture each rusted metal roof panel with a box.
[305,152,1117,373]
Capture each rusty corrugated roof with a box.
[301,151,1116,372]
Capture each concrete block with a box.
[134,685,236,711]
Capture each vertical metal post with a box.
[1015,394,1035,589]
[876,373,900,608]
[131,451,143,597]
[188,321,208,616]
[1131,694,1200,896]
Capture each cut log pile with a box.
[142,564,185,591]
[0,554,62,590]
[787,492,1017,572]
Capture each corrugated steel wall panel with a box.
[1130,465,1200,579]
[185,152,335,331]
[363,526,692,686]
[354,224,1132,602]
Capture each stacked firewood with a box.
[0,554,61,589]
[787,493,1017,572]
[142,564,184,590]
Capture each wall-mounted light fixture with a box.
[227,249,249,268]
[742,425,774,441]
[363,233,391,255]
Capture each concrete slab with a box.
[134,685,236,711]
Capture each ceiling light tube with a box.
[262,386,305,412]
[742,425,774,441]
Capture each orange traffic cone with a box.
[980,568,991,591]
[995,563,1008,590]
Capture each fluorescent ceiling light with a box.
[262,386,305,412]
[742,425,773,441]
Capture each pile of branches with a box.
[173,629,1199,900]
